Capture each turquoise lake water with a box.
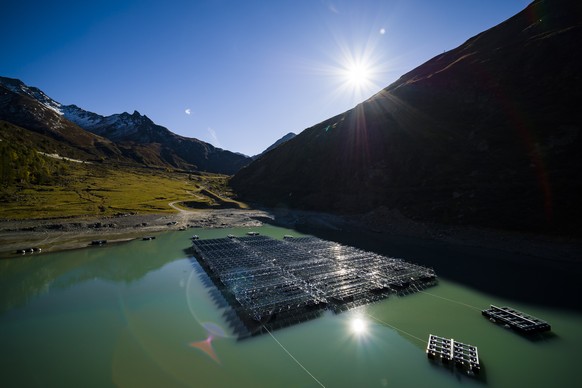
[1,225,580,387]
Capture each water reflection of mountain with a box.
[0,244,178,315]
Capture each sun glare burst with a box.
[344,62,371,87]
[328,39,390,104]
[300,22,396,110]
[350,317,368,336]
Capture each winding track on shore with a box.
[168,201,195,227]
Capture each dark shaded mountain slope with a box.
[232,0,582,235]
[253,132,296,159]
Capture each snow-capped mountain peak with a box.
[0,77,160,141]
[0,75,251,174]
[60,104,104,129]
[0,76,62,115]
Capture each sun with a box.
[345,63,371,87]
[314,30,393,105]
[333,51,379,100]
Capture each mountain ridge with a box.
[253,132,296,159]
[0,76,251,174]
[231,0,582,236]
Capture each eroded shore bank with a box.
[2,205,581,311]
[0,208,270,258]
[2,205,580,264]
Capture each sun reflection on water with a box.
[350,317,368,335]
[347,312,371,339]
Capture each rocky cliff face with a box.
[232,0,582,235]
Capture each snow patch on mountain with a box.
[1,76,171,141]
[0,77,146,138]
[62,104,158,140]
[0,76,62,115]
[61,104,104,128]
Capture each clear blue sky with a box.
[1,0,530,156]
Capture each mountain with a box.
[0,76,251,174]
[0,78,124,162]
[231,0,582,236]
[253,132,296,159]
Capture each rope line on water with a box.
[366,289,481,344]
[418,290,481,311]
[366,313,427,344]
[263,326,326,388]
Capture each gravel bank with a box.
[1,205,580,265]
[0,208,270,258]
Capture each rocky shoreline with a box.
[0,208,270,258]
[267,206,582,265]
[1,206,580,266]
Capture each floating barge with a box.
[190,235,437,337]
[482,305,551,334]
[426,334,480,375]
[90,240,107,246]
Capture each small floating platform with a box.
[90,240,107,245]
[142,236,156,241]
[16,247,41,254]
[482,305,551,334]
[427,334,480,375]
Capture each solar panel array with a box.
[191,235,436,327]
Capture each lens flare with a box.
[202,322,227,338]
[189,335,220,364]
[185,267,233,364]
[344,62,371,87]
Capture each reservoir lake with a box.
[1,224,580,387]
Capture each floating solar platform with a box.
[426,334,481,375]
[189,235,437,338]
[482,305,551,334]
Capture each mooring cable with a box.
[366,313,427,344]
[365,289,481,345]
[418,290,481,311]
[263,325,326,388]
